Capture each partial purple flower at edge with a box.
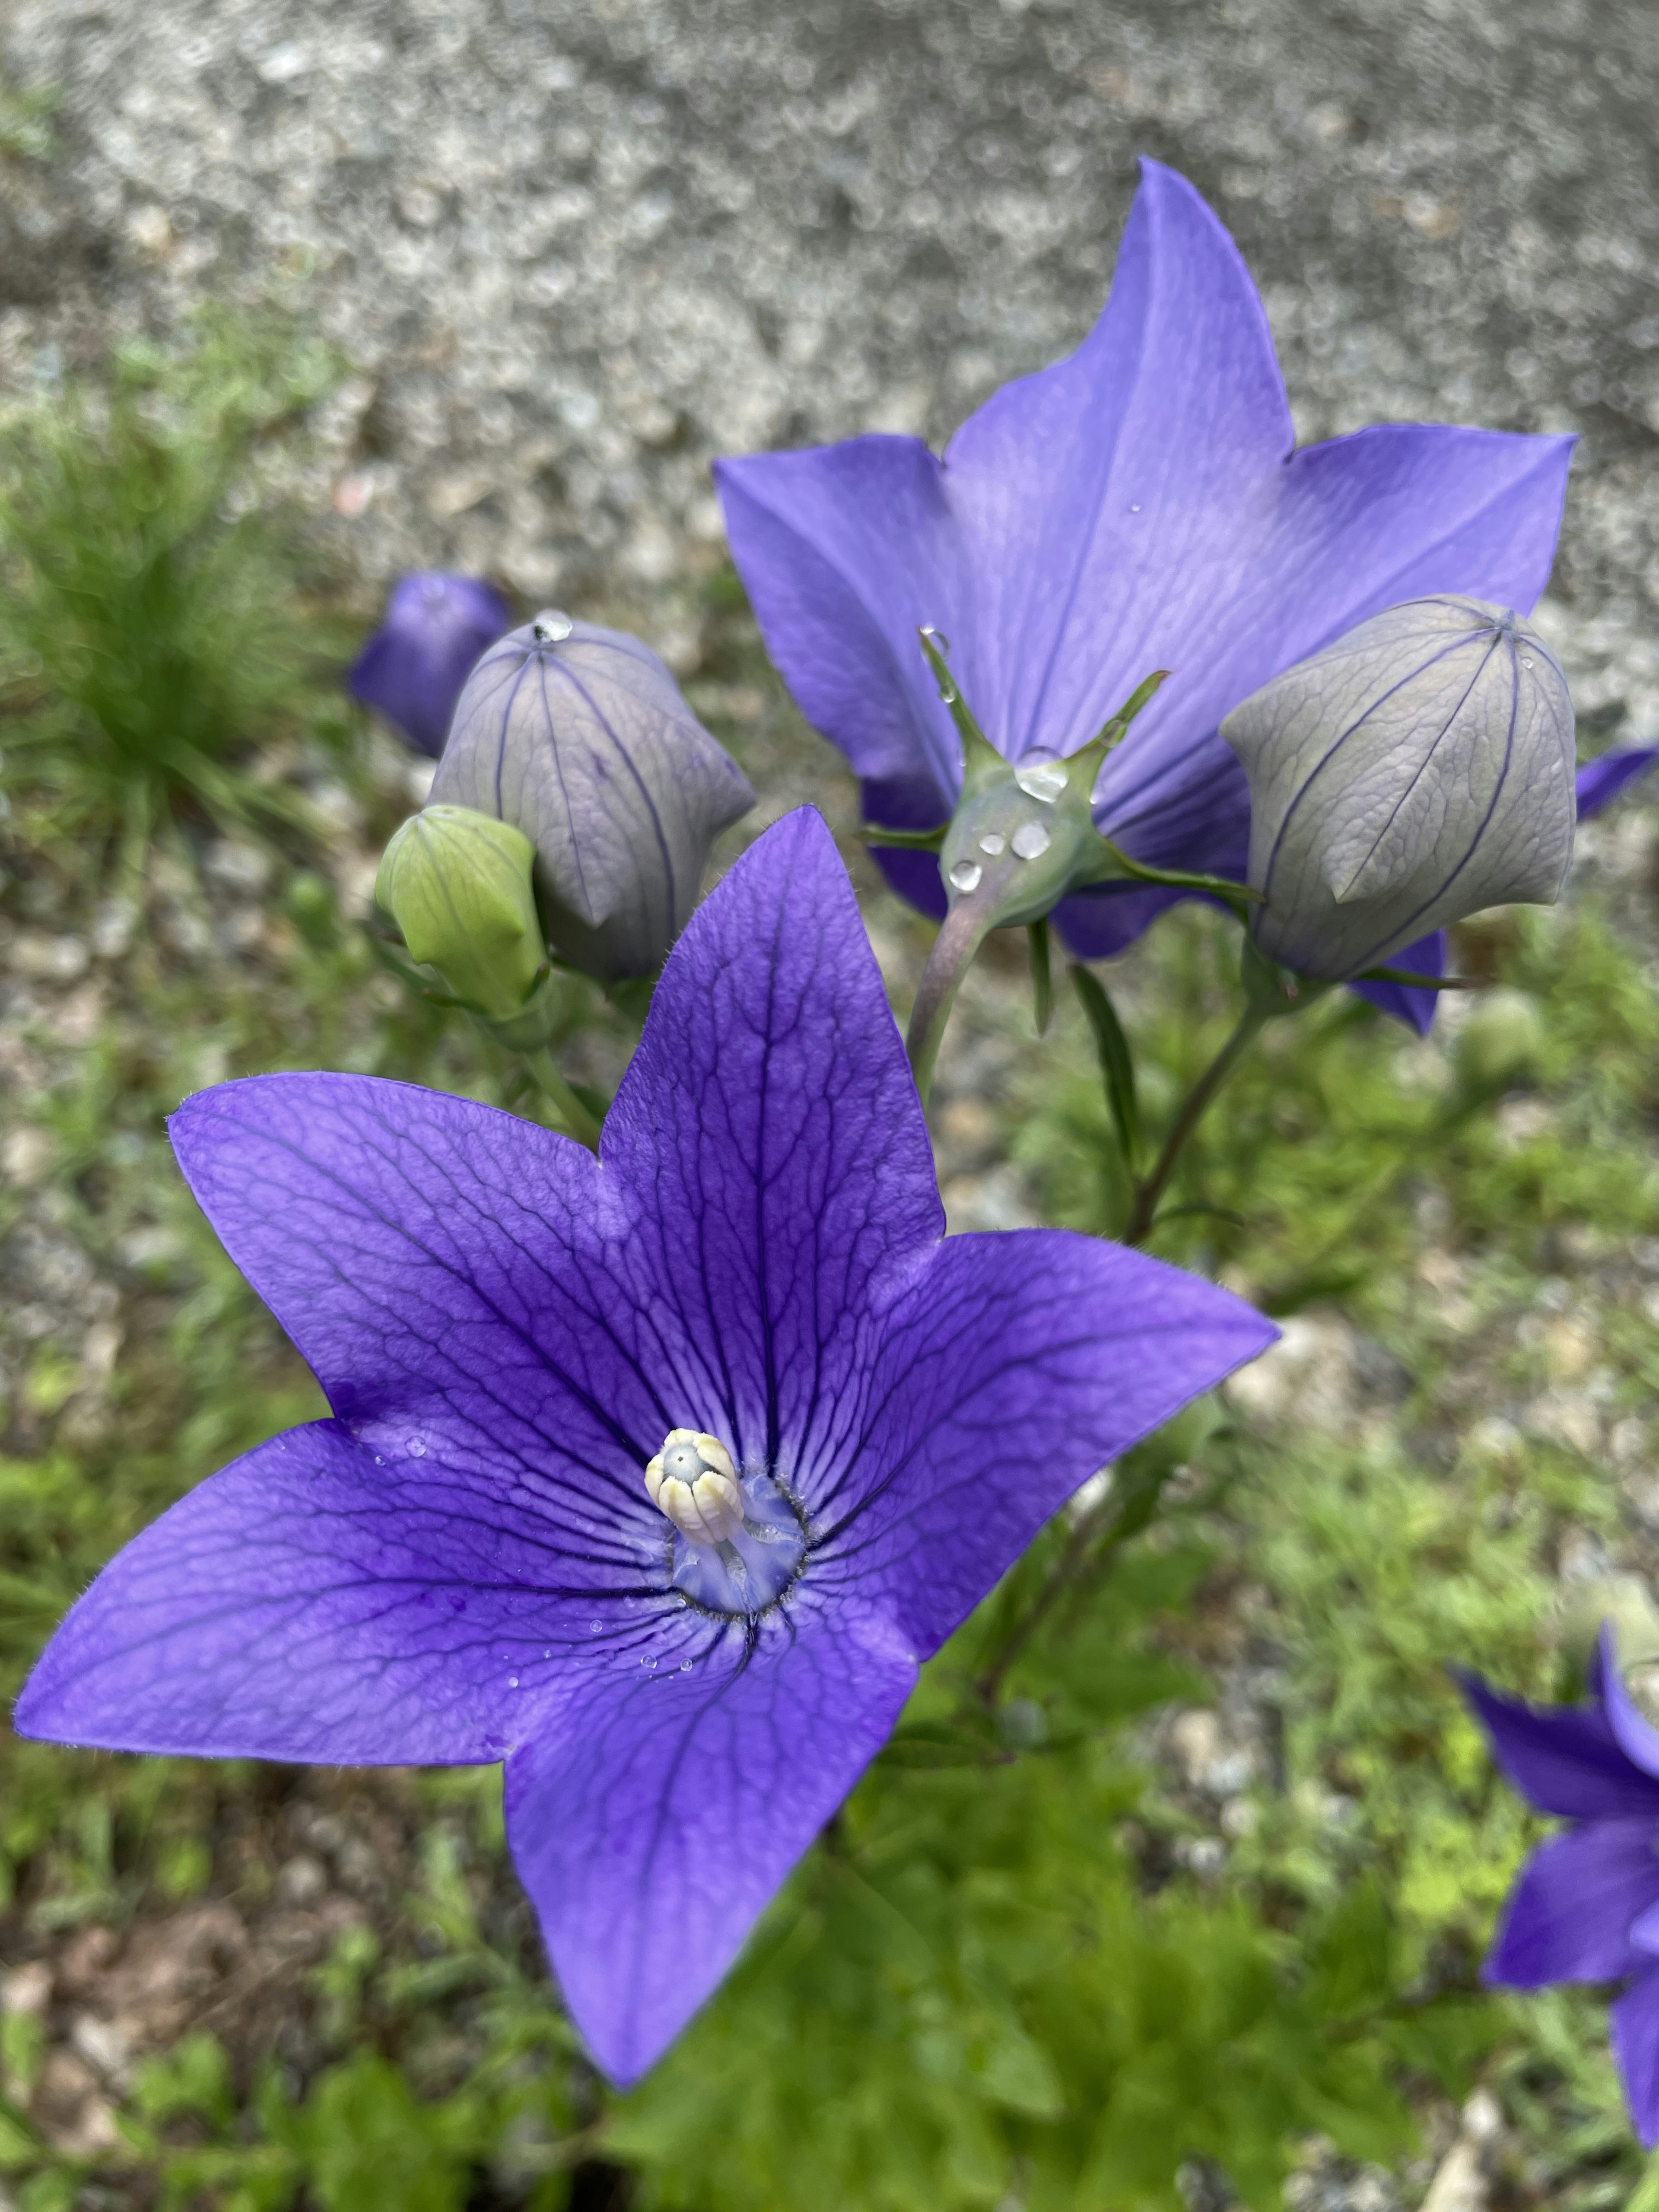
[1459,1629,1659,2146]
[716,158,1572,1027]
[13,807,1274,2088]
[1577,749,1659,822]
[350,572,512,758]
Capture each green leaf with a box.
[1070,963,1140,1168]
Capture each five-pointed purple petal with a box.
[1462,1630,1659,2146]
[717,158,1572,1026]
[16,807,1273,2086]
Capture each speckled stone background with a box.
[2,0,1657,726]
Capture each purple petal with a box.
[1577,748,1659,821]
[1596,1626,1659,1784]
[860,773,949,922]
[349,573,512,758]
[1458,1665,1659,1820]
[599,807,944,1483]
[1484,1820,1659,1988]
[1613,1972,1659,2148]
[720,161,1571,960]
[715,437,963,808]
[13,1421,591,1763]
[811,1230,1276,1658]
[505,1593,916,2085]
[1347,930,1446,1036]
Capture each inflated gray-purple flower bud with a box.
[430,613,755,982]
[1221,596,1575,981]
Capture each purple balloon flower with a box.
[1460,1630,1659,2146]
[1577,748,1659,821]
[716,159,1571,1023]
[349,572,512,758]
[14,808,1272,2085]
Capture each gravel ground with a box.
[2,0,1657,710]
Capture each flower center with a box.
[643,1427,806,1616]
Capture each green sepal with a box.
[1027,918,1052,1036]
[1354,963,1484,991]
[860,823,947,852]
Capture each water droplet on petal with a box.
[1014,761,1068,804]
[509,1675,520,1688]
[1522,656,1535,667]
[1012,820,1052,861]
[531,609,575,644]
[948,859,982,894]
[589,1619,603,1633]
[543,1648,553,1658]
[979,832,1006,856]
[373,1455,384,1466]
[1130,502,1141,513]
[680,1659,693,1672]
[406,1437,427,1459]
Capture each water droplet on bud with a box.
[1012,820,1052,861]
[1014,761,1068,804]
[1130,503,1142,513]
[978,832,1006,855]
[948,859,983,893]
[531,610,575,644]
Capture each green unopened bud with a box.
[375,804,546,1019]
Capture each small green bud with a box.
[375,804,546,1019]
[1453,986,1545,1091]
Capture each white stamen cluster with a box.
[644,1430,747,1547]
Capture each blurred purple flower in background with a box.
[1577,747,1659,821]
[349,572,512,757]
[716,158,1572,1027]
[1460,1630,1659,2145]
[13,808,1271,2085]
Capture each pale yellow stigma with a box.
[644,1429,746,1547]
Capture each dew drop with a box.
[939,681,958,703]
[1014,761,1068,804]
[979,832,1006,856]
[406,1437,427,1459]
[680,1659,693,1672]
[1012,820,1052,861]
[589,1619,603,1633]
[1130,502,1141,513]
[373,1455,384,1466]
[531,610,575,644]
[543,1648,553,1658]
[509,1675,520,1688]
[948,859,982,894]
[1522,656,1535,667]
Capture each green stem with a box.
[1122,1005,1267,1246]
[521,1047,603,1151]
[906,902,993,1107]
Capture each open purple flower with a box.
[1578,748,1659,821]
[14,808,1271,2085]
[349,572,512,757]
[1460,1630,1659,2145]
[716,159,1571,1029]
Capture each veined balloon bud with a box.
[1222,597,1575,982]
[349,574,512,758]
[375,804,546,1019]
[429,613,755,982]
